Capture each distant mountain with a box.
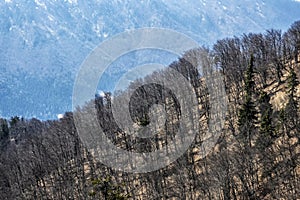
[1,0,300,119]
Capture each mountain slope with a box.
[1,0,300,119]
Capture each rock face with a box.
[1,0,300,119]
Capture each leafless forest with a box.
[0,21,300,199]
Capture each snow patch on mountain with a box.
[1,0,300,120]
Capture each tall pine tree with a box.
[285,67,299,133]
[238,55,257,146]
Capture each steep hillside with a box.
[1,0,300,119]
[0,21,299,199]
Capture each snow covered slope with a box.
[1,0,300,119]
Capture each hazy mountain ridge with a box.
[0,18,300,200]
[1,0,300,119]
[0,20,299,198]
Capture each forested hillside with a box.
[0,21,300,199]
